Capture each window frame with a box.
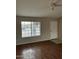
[21,21,41,38]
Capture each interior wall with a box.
[58,18,62,40]
[50,20,57,39]
[51,17,62,44]
[16,16,51,45]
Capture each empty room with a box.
[16,0,62,59]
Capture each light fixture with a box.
[50,0,62,10]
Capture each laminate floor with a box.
[16,41,62,59]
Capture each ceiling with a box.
[16,0,62,18]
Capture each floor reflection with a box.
[22,47,41,59]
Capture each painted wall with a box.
[51,18,62,44]
[50,20,57,39]
[16,16,51,45]
[58,19,62,40]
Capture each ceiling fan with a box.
[50,0,62,10]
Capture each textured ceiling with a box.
[16,0,62,18]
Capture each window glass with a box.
[21,21,41,38]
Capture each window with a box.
[21,21,41,38]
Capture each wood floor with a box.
[16,41,62,59]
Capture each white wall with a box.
[51,18,62,44]
[16,16,59,45]
[50,20,57,39]
[16,16,51,45]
